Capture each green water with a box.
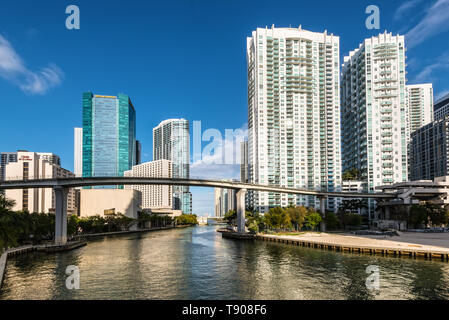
[1,225,449,300]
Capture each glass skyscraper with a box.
[153,119,192,214]
[82,93,137,187]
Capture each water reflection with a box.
[1,225,449,300]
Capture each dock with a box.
[255,234,449,261]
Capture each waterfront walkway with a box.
[256,232,449,261]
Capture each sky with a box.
[1,0,449,215]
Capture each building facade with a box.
[0,152,18,184]
[247,26,342,213]
[124,160,173,209]
[153,119,192,214]
[240,141,249,183]
[80,189,141,220]
[74,127,83,177]
[409,115,449,181]
[214,187,236,218]
[406,83,433,134]
[4,151,77,214]
[341,32,408,192]
[82,92,137,184]
[434,93,449,121]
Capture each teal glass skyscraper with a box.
[82,93,137,186]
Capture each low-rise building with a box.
[80,189,141,219]
[4,151,77,214]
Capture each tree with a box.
[224,210,237,225]
[264,207,292,230]
[409,205,427,228]
[342,168,361,181]
[285,206,307,231]
[175,214,198,225]
[324,212,340,230]
[305,210,322,231]
[425,204,449,227]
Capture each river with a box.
[1,225,449,300]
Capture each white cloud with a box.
[405,0,449,49]
[0,34,63,94]
[411,51,449,83]
[394,0,424,21]
[190,123,247,180]
[435,90,449,102]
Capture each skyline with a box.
[1,0,449,214]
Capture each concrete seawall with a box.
[255,234,449,261]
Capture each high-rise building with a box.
[4,151,77,214]
[247,26,342,213]
[409,115,449,181]
[153,119,192,214]
[82,93,137,186]
[406,83,433,134]
[240,141,248,183]
[434,93,449,121]
[74,127,83,177]
[124,160,173,209]
[341,32,408,194]
[135,140,142,165]
[214,187,236,218]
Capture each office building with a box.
[124,160,173,209]
[247,26,342,213]
[4,151,77,214]
[214,187,236,218]
[82,92,137,185]
[434,93,449,120]
[409,115,449,181]
[74,127,83,177]
[36,153,61,166]
[1,152,18,182]
[153,119,192,213]
[406,83,433,134]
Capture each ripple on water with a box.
[1,226,449,300]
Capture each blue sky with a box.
[1,0,449,215]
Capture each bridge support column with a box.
[236,189,247,234]
[385,207,391,220]
[319,197,326,232]
[54,187,69,245]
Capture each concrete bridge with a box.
[0,177,396,245]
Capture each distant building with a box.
[36,153,61,167]
[0,152,18,184]
[4,151,77,214]
[406,83,434,134]
[214,186,236,218]
[80,189,141,220]
[124,160,173,209]
[153,119,192,213]
[74,127,83,177]
[82,92,137,184]
[409,115,449,181]
[434,93,449,121]
[135,140,142,165]
[240,141,248,183]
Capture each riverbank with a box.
[0,241,86,289]
[71,225,177,240]
[256,232,449,261]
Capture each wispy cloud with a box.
[394,0,424,21]
[411,51,449,83]
[405,0,449,49]
[0,34,63,94]
[435,90,449,102]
